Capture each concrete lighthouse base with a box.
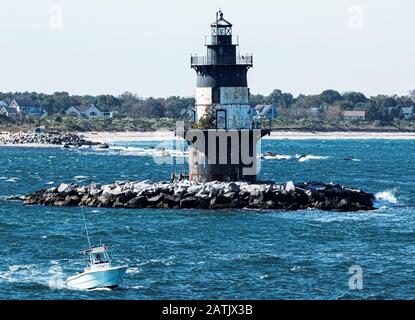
[178,128,270,183]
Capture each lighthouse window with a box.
[216,110,227,129]
[219,47,224,55]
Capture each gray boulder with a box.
[180,197,198,209]
[126,196,148,208]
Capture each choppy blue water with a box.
[0,139,414,300]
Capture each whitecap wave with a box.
[130,285,145,290]
[296,154,329,162]
[74,175,88,180]
[126,267,141,274]
[103,145,189,158]
[374,190,398,208]
[263,154,292,160]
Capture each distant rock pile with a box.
[12,180,376,211]
[0,132,106,148]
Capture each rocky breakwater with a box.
[14,180,375,211]
[0,132,108,148]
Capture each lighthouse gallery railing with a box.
[190,54,253,66]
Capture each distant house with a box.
[0,101,10,117]
[66,104,113,119]
[255,104,278,120]
[306,107,322,117]
[387,106,414,119]
[343,110,366,121]
[0,106,19,118]
[9,99,47,117]
[402,107,414,119]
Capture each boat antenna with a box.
[81,207,92,249]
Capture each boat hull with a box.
[66,266,127,290]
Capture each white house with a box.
[9,99,47,117]
[0,106,18,118]
[66,104,113,119]
[343,110,366,121]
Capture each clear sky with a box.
[0,0,414,98]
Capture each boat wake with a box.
[0,263,67,290]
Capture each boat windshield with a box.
[91,252,109,264]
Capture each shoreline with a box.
[2,130,415,148]
[83,131,415,143]
[0,143,61,148]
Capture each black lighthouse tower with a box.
[191,10,254,128]
[180,10,269,182]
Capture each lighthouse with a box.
[178,10,269,183]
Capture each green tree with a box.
[95,95,121,112]
[333,100,354,111]
[321,90,342,104]
[343,92,367,104]
[192,107,214,129]
[165,96,194,118]
[133,98,166,118]
[250,94,267,107]
[266,89,293,108]
[292,94,321,109]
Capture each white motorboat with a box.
[66,209,127,290]
[66,245,127,290]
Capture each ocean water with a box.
[0,139,414,300]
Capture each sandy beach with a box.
[83,130,415,143]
